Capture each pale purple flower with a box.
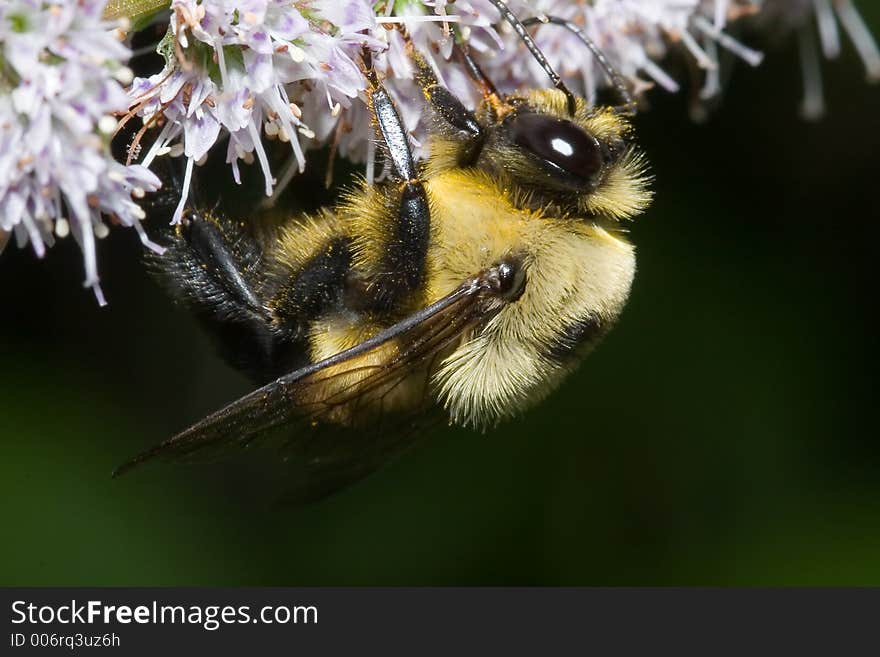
[125,0,876,209]
[319,0,766,170]
[757,0,880,118]
[0,0,161,305]
[274,0,772,175]
[128,0,386,220]
[0,1,875,304]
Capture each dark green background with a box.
[2,12,879,585]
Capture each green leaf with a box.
[103,0,170,31]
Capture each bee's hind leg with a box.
[147,210,287,383]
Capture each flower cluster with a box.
[126,1,505,207]
[0,0,161,305]
[128,0,383,222]
[1,1,877,302]
[757,0,880,118]
[129,0,878,202]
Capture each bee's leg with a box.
[363,62,432,308]
[148,212,287,383]
[408,44,484,139]
[398,42,490,167]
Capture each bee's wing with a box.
[114,267,512,499]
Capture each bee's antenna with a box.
[485,0,577,117]
[521,15,638,117]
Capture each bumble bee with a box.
[117,7,652,500]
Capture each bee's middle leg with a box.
[364,70,433,309]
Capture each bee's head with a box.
[475,89,652,221]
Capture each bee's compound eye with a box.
[495,261,526,301]
[510,113,603,180]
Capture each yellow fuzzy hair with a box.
[422,169,636,428]
[264,88,648,429]
[269,208,345,281]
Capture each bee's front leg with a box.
[408,44,484,139]
[400,38,493,167]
